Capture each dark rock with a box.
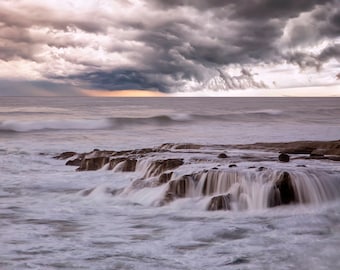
[229,164,237,168]
[269,171,296,206]
[80,188,95,196]
[130,148,155,155]
[89,149,114,157]
[174,144,201,150]
[111,188,124,196]
[327,155,340,161]
[309,153,326,159]
[108,158,126,170]
[168,178,187,198]
[54,151,77,160]
[121,159,137,172]
[212,167,218,170]
[159,172,173,184]
[278,153,290,162]
[166,175,195,199]
[207,194,232,211]
[147,159,184,177]
[77,157,110,171]
[218,153,228,159]
[248,166,256,169]
[296,164,306,167]
[66,158,82,166]
[284,147,315,154]
[257,166,267,171]
[107,158,137,172]
[201,170,228,195]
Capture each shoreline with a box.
[54,139,340,211]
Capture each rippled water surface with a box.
[1,97,340,269]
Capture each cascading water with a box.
[115,162,340,211]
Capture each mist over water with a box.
[0,97,340,269]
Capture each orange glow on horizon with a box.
[82,89,167,97]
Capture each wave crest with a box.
[0,110,285,133]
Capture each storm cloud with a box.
[0,0,339,94]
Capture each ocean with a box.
[1,97,340,269]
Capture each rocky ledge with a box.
[54,140,340,211]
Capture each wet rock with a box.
[201,171,226,195]
[207,194,232,211]
[328,156,340,161]
[80,188,95,196]
[270,171,296,206]
[174,144,201,150]
[88,149,114,157]
[54,151,77,160]
[168,178,188,198]
[108,158,126,170]
[296,164,306,167]
[165,175,195,199]
[130,148,155,155]
[159,172,173,184]
[66,158,82,166]
[108,158,137,172]
[111,188,124,196]
[278,153,290,162]
[147,159,184,177]
[77,157,110,171]
[257,166,267,171]
[229,164,237,168]
[284,147,315,155]
[120,159,137,172]
[218,153,228,159]
[309,153,326,159]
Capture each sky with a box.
[0,0,339,97]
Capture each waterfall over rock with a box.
[56,141,340,211]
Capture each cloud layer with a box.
[0,0,339,94]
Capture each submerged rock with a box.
[218,153,228,159]
[66,158,82,166]
[207,194,232,211]
[54,151,77,160]
[146,159,184,177]
[159,172,173,184]
[161,175,196,204]
[77,157,110,171]
[120,159,137,172]
[309,153,326,159]
[174,144,201,150]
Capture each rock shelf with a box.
[54,140,340,211]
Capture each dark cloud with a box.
[0,80,82,96]
[229,0,334,20]
[285,44,340,70]
[54,70,169,92]
[150,0,334,19]
[0,0,339,93]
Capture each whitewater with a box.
[1,97,340,270]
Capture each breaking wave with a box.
[0,110,285,133]
[0,119,112,132]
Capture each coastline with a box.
[54,139,340,211]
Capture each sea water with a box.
[0,97,340,269]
